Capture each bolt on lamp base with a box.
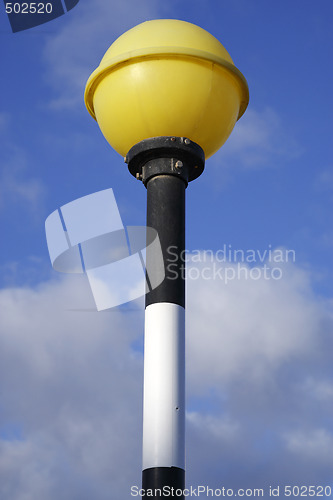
[125,136,205,186]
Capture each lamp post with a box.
[84,19,248,497]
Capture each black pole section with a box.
[126,137,205,499]
[146,172,185,307]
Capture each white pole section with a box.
[142,302,185,471]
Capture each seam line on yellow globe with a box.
[84,46,249,122]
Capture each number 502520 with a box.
[5,3,53,14]
[285,485,332,497]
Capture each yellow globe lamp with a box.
[84,19,249,159]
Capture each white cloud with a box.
[187,411,239,442]
[43,0,163,109]
[0,129,46,215]
[316,169,333,192]
[0,256,333,497]
[300,377,333,402]
[210,107,302,173]
[0,168,45,211]
[0,112,10,132]
[184,255,333,491]
[186,257,321,389]
[0,274,143,499]
[284,428,333,466]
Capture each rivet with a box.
[175,160,183,169]
[184,138,190,145]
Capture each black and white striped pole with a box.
[126,137,205,494]
[84,19,248,499]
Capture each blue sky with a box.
[0,0,333,498]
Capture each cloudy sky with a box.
[1,1,333,498]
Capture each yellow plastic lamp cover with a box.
[84,19,249,159]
